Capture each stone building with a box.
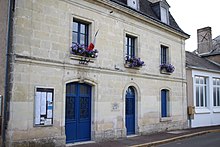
[2,0,189,146]
[186,27,220,128]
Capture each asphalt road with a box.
[157,132,220,147]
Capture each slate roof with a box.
[110,0,188,36]
[186,51,220,71]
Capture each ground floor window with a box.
[213,78,220,107]
[195,76,208,107]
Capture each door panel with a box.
[65,83,91,143]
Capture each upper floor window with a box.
[213,78,220,107]
[127,0,138,10]
[161,7,168,24]
[195,76,208,107]
[161,45,168,64]
[126,35,136,59]
[161,89,170,117]
[72,19,89,47]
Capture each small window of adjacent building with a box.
[161,7,168,24]
[161,45,168,64]
[72,19,89,47]
[161,89,170,117]
[126,35,136,59]
[213,78,220,107]
[195,76,208,108]
[34,88,54,126]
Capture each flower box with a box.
[125,56,145,69]
[160,63,175,74]
[70,43,98,58]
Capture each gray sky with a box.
[168,0,220,51]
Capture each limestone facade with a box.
[7,0,189,146]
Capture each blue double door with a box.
[65,83,91,143]
[125,86,135,135]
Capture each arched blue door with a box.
[126,86,135,135]
[65,83,91,143]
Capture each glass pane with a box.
[200,77,204,84]
[195,77,200,84]
[80,24,85,34]
[80,85,89,95]
[72,22,78,32]
[213,79,216,85]
[204,86,207,107]
[217,79,220,85]
[161,7,168,23]
[218,88,220,106]
[80,97,89,119]
[66,96,75,120]
[213,87,217,106]
[196,86,199,107]
[200,87,204,107]
[72,32,77,43]
[80,34,85,45]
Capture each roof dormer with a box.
[127,0,139,10]
[151,0,170,25]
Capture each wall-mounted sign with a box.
[35,88,54,126]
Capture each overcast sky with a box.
[167,0,220,51]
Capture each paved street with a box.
[157,132,220,147]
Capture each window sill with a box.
[160,117,172,122]
[160,69,171,75]
[213,107,220,113]
[124,63,141,70]
[195,108,210,114]
[70,54,96,61]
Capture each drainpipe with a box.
[2,0,14,146]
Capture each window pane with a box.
[218,88,220,106]
[213,79,216,85]
[200,77,204,84]
[126,35,135,58]
[80,24,85,34]
[217,79,220,85]
[80,34,85,45]
[72,32,77,43]
[72,22,78,32]
[161,7,168,24]
[214,87,217,106]
[196,86,199,107]
[204,86,207,107]
[200,87,204,107]
[80,85,89,95]
[196,77,200,84]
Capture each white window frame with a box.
[195,76,208,108]
[213,78,220,107]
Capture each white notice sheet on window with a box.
[40,92,47,115]
[35,92,41,124]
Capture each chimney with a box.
[197,27,212,54]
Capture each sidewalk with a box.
[70,125,220,147]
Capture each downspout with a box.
[2,0,14,146]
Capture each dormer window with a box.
[161,7,168,24]
[151,0,170,25]
[127,0,139,10]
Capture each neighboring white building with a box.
[186,27,220,128]
[2,0,189,146]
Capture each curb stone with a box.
[130,129,220,147]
